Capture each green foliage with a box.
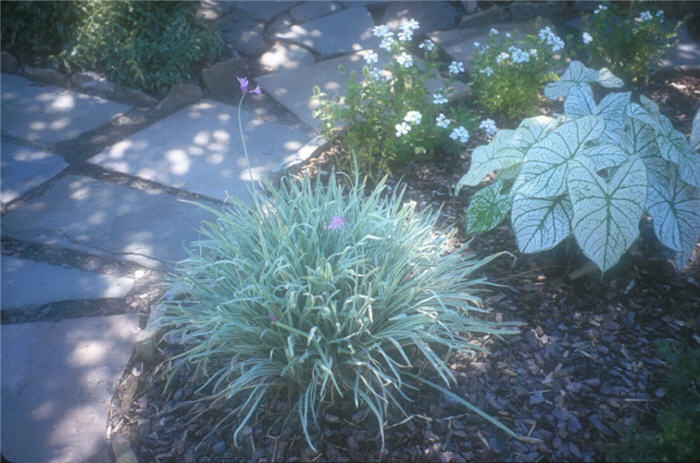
[62,1,222,95]
[312,20,476,181]
[155,172,518,451]
[1,1,85,60]
[457,61,700,273]
[605,345,700,462]
[582,1,681,84]
[470,21,564,123]
[1,1,222,96]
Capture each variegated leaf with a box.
[567,155,647,272]
[544,61,598,100]
[456,129,520,190]
[596,67,624,88]
[584,143,629,171]
[646,169,700,270]
[511,194,573,253]
[466,181,512,234]
[565,85,630,134]
[691,107,700,151]
[514,116,606,198]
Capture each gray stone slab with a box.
[273,6,378,58]
[88,100,314,201]
[1,73,131,144]
[661,24,700,71]
[231,1,296,21]
[1,313,139,463]
[1,176,214,269]
[290,1,342,22]
[381,1,460,34]
[1,256,134,310]
[256,51,470,130]
[430,20,551,73]
[259,42,316,72]
[1,141,68,204]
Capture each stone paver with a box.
[289,1,342,23]
[1,175,213,269]
[1,256,134,310]
[273,6,378,58]
[1,313,140,463]
[381,1,460,33]
[429,20,552,73]
[260,42,317,72]
[231,1,295,21]
[88,100,314,201]
[256,50,470,130]
[1,141,68,204]
[1,73,131,144]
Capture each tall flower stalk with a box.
[236,76,262,201]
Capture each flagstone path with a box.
[1,2,697,462]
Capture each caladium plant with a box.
[457,61,700,272]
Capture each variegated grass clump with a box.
[155,172,518,451]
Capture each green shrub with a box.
[470,21,565,123]
[605,345,700,462]
[62,1,222,95]
[582,2,681,84]
[456,61,700,272]
[155,172,519,451]
[312,19,477,181]
[1,1,85,60]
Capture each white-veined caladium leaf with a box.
[466,180,512,234]
[646,169,700,270]
[456,129,519,192]
[564,85,630,134]
[511,194,573,253]
[567,155,647,272]
[628,100,700,187]
[513,115,606,198]
[544,61,623,100]
[691,107,700,151]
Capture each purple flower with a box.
[327,215,346,230]
[268,311,277,322]
[237,76,261,95]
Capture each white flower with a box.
[432,93,448,105]
[395,52,413,68]
[419,39,435,51]
[638,10,653,21]
[404,110,422,125]
[529,48,538,57]
[489,28,499,35]
[448,60,464,74]
[364,51,379,65]
[398,18,420,41]
[594,4,608,14]
[538,26,565,52]
[479,66,494,76]
[435,113,450,128]
[496,52,510,64]
[473,41,480,48]
[395,122,411,137]
[373,25,391,38]
[379,33,396,51]
[508,46,530,64]
[449,126,470,144]
[505,32,512,38]
[656,10,664,17]
[368,67,382,80]
[582,32,593,44]
[479,118,498,136]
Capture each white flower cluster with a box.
[364,51,378,65]
[489,28,499,35]
[507,46,536,64]
[538,26,565,52]
[479,118,498,136]
[593,4,608,14]
[479,66,494,76]
[395,110,423,137]
[473,41,480,48]
[496,52,510,64]
[638,10,653,22]
[450,126,470,144]
[435,113,450,128]
[398,18,420,42]
[582,32,593,44]
[419,39,435,51]
[373,25,396,51]
[448,60,465,74]
[395,51,413,68]
[432,93,448,105]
